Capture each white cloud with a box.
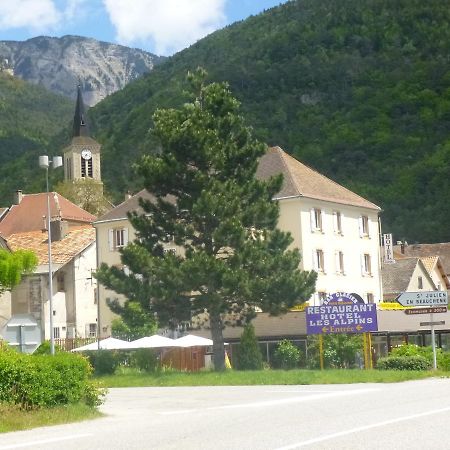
[0,0,61,31]
[103,0,226,55]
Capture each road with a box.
[1,378,450,449]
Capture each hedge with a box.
[0,347,105,409]
[376,355,431,371]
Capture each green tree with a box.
[97,71,316,370]
[0,249,38,294]
[235,323,263,370]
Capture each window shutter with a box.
[123,228,129,246]
[312,250,318,270]
[360,254,365,275]
[108,229,114,251]
[332,212,337,233]
[335,251,340,273]
[358,216,363,237]
[319,209,323,231]
[310,208,315,231]
[340,212,344,235]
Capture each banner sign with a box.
[306,292,378,335]
[383,233,395,264]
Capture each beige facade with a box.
[278,197,382,305]
[95,218,134,337]
[63,136,102,183]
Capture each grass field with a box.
[0,404,102,433]
[98,367,445,388]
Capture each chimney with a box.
[50,219,69,241]
[14,190,23,204]
[400,242,405,254]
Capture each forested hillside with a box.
[0,73,72,204]
[91,0,450,243]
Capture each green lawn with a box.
[98,367,445,388]
[0,404,102,433]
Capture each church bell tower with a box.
[63,85,103,190]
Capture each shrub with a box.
[84,350,120,375]
[390,344,450,370]
[131,348,160,372]
[235,324,263,370]
[273,340,301,369]
[33,340,63,355]
[376,355,431,371]
[0,347,105,408]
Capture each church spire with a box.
[72,84,90,137]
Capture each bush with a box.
[33,340,63,355]
[0,347,105,408]
[130,348,160,372]
[377,355,431,371]
[235,324,263,370]
[390,344,450,371]
[84,350,121,375]
[273,340,301,369]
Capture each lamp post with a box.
[39,155,63,355]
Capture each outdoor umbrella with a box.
[174,334,214,347]
[128,335,177,349]
[72,337,132,352]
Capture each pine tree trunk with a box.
[209,310,225,371]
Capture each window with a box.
[418,276,423,289]
[109,227,129,250]
[88,323,97,338]
[314,249,325,272]
[366,293,374,304]
[310,208,323,232]
[163,247,177,255]
[53,327,60,339]
[57,272,65,292]
[333,211,343,235]
[318,292,327,304]
[362,253,372,276]
[335,251,345,274]
[80,156,93,178]
[359,215,370,237]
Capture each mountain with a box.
[0,72,73,204]
[89,0,450,244]
[0,35,165,106]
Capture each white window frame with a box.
[359,215,370,238]
[333,211,343,235]
[109,227,129,251]
[314,249,325,273]
[335,250,345,275]
[366,293,374,304]
[310,208,323,232]
[361,253,372,276]
[318,291,327,304]
[53,327,60,339]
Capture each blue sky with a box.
[0,0,289,56]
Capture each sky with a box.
[0,0,290,56]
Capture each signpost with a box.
[405,306,447,315]
[397,291,449,370]
[396,291,448,307]
[306,292,378,335]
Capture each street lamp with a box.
[39,155,63,355]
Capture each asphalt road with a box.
[1,378,450,449]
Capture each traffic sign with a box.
[405,306,447,315]
[396,291,448,307]
[420,321,445,326]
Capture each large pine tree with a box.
[97,71,316,370]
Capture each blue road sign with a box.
[306,292,378,334]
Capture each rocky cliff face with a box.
[0,35,165,105]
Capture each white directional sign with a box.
[396,291,448,307]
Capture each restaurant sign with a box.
[306,292,378,335]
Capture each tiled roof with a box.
[256,146,381,210]
[0,192,96,238]
[381,258,421,294]
[95,189,156,222]
[6,226,95,266]
[394,243,450,276]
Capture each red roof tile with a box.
[7,226,95,266]
[0,192,96,238]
